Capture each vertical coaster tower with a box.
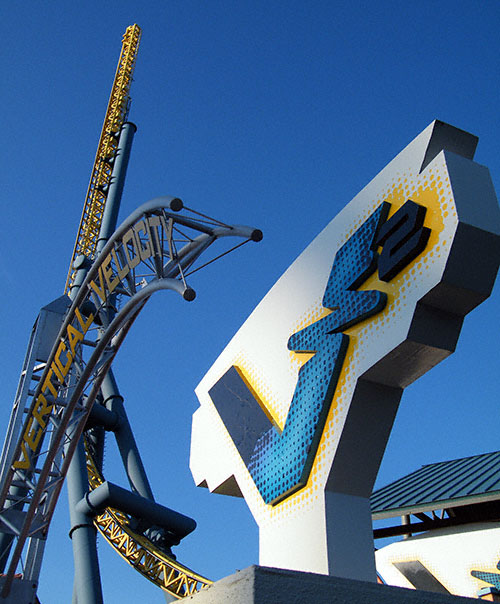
[65,23,142,293]
[0,25,261,603]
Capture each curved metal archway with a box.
[0,197,261,599]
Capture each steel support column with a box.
[100,371,155,500]
[66,121,136,603]
[94,120,155,502]
[66,436,104,604]
[96,122,137,252]
[66,255,104,604]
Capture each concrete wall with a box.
[185,566,480,604]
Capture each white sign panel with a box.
[191,121,500,580]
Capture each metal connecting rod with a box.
[66,431,104,604]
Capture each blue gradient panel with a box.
[247,203,388,504]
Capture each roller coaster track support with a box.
[64,24,141,294]
[0,195,261,602]
[0,23,263,603]
[65,114,138,604]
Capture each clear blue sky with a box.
[1,2,499,602]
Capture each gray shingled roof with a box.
[371,451,500,520]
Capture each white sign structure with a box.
[376,524,500,597]
[190,121,500,581]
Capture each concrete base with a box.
[184,566,480,604]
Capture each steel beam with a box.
[76,480,196,539]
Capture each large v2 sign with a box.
[190,121,500,581]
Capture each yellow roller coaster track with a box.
[64,24,142,293]
[85,441,212,599]
[68,25,211,599]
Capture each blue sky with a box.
[1,2,499,602]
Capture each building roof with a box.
[371,450,500,520]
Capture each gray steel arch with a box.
[0,197,261,598]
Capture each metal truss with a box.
[0,197,261,598]
[64,24,142,293]
[86,447,212,598]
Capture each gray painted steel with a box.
[66,122,136,604]
[0,187,260,600]
[0,296,70,582]
[63,123,229,602]
[371,450,500,519]
[66,433,104,604]
[100,370,156,501]
[0,577,37,603]
[96,121,137,253]
[75,480,196,539]
[86,400,120,432]
[66,248,103,604]
[0,296,70,487]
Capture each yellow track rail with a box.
[66,25,212,599]
[64,24,142,293]
[85,443,212,599]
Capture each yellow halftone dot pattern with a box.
[288,304,332,381]
[272,160,455,522]
[306,162,454,516]
[224,156,457,524]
